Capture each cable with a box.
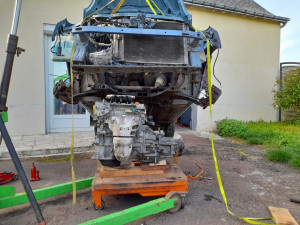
[81,0,116,25]
[213,48,222,87]
[50,37,58,54]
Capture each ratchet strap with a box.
[202,28,274,224]
[70,44,77,204]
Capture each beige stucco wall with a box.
[0,0,90,135]
[0,2,281,135]
[186,6,281,131]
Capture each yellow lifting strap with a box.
[81,0,164,19]
[111,0,125,14]
[82,0,116,25]
[150,0,165,16]
[111,0,164,16]
[145,0,157,15]
[201,26,274,224]
[70,44,77,204]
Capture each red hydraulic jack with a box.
[30,163,40,181]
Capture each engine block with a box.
[93,95,183,166]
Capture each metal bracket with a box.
[16,47,25,57]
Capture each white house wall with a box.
[187,6,281,131]
[0,0,91,135]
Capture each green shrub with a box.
[238,130,279,145]
[273,68,300,115]
[246,137,264,145]
[265,149,293,163]
[216,119,247,137]
[216,119,300,170]
[289,156,300,169]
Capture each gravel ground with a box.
[0,131,299,225]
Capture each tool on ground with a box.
[0,0,45,224]
[290,197,300,204]
[30,163,40,182]
[0,171,19,185]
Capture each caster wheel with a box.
[93,200,105,210]
[165,192,183,213]
[13,174,19,181]
[181,196,186,209]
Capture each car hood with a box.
[84,0,192,24]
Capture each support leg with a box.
[0,118,45,224]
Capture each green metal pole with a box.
[0,177,93,209]
[79,197,178,225]
[0,186,15,198]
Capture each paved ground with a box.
[0,131,95,159]
[0,128,299,225]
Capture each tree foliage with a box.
[273,68,300,113]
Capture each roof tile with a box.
[184,0,289,23]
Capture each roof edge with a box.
[184,0,290,24]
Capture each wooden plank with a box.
[99,167,164,178]
[140,164,170,171]
[268,206,299,225]
[97,161,166,178]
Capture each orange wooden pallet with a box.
[92,160,189,209]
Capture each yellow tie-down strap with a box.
[70,44,77,204]
[112,0,165,15]
[203,28,274,225]
[82,0,165,23]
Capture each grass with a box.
[216,119,300,170]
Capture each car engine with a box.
[52,0,222,166]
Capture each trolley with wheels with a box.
[91,159,192,212]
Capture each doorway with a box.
[44,25,91,133]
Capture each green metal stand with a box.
[0,176,180,225]
[0,186,15,198]
[0,177,93,209]
[1,111,8,122]
[79,197,178,225]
